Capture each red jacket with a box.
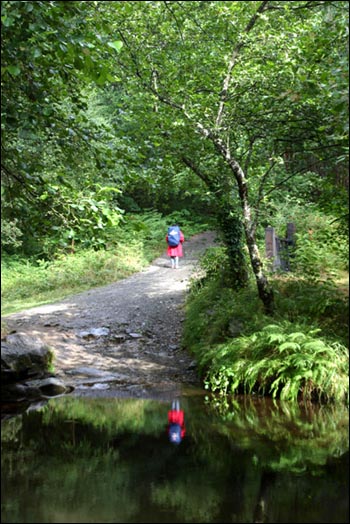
[168,409,186,438]
[166,231,184,257]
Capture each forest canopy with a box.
[1,1,348,313]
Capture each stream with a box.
[1,388,349,523]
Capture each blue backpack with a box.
[168,423,182,444]
[167,226,180,247]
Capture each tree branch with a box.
[1,163,39,200]
[181,156,213,188]
[215,1,270,129]
[266,1,329,11]
[263,153,342,198]
[162,1,185,44]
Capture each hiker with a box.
[167,399,186,444]
[166,224,184,269]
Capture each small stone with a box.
[77,327,110,338]
[129,333,142,338]
[91,383,110,390]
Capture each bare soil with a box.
[3,231,218,400]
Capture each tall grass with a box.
[1,242,148,315]
[1,210,210,316]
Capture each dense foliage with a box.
[183,205,348,402]
[2,2,348,269]
[1,1,348,398]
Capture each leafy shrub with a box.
[165,209,212,237]
[274,274,349,345]
[183,274,265,354]
[1,218,23,249]
[201,322,349,403]
[292,229,348,277]
[188,246,229,295]
[261,201,349,273]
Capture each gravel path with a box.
[3,231,218,400]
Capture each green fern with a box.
[202,321,349,402]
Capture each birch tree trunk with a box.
[185,130,275,314]
[182,156,248,289]
[226,153,274,315]
[209,0,274,313]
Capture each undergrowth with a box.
[201,322,348,402]
[183,240,349,404]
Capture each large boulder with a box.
[1,333,54,384]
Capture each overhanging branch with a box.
[215,1,269,129]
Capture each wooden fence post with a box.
[265,226,281,270]
[265,223,296,272]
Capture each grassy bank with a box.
[1,210,210,316]
[183,246,349,404]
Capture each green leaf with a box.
[279,342,300,352]
[2,16,15,27]
[8,65,21,76]
[107,41,123,52]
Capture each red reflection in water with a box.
[167,399,186,444]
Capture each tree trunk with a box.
[217,205,249,289]
[182,156,248,289]
[232,158,275,315]
[245,223,274,315]
[184,143,275,313]
[212,141,274,315]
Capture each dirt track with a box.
[3,231,218,400]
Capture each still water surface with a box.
[1,389,349,523]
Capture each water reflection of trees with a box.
[203,395,349,473]
[1,395,348,524]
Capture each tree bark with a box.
[227,156,275,315]
[182,156,248,289]
[212,141,274,314]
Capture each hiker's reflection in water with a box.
[167,400,186,444]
